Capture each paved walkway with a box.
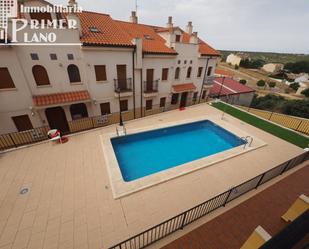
[162,164,309,249]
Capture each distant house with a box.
[296,81,309,95]
[209,77,255,107]
[262,63,284,74]
[294,74,309,84]
[226,53,250,66]
[214,69,234,78]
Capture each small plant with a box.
[289,82,300,91]
[239,79,247,85]
[257,80,266,87]
[301,88,309,97]
[268,82,276,88]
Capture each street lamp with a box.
[117,87,124,126]
[218,76,226,99]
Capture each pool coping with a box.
[100,116,267,199]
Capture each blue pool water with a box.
[111,120,245,182]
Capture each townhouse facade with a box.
[0,0,220,135]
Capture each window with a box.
[146,99,152,110]
[0,68,15,89]
[160,97,166,108]
[177,60,181,64]
[207,66,213,76]
[190,60,193,64]
[94,65,107,81]
[30,53,39,60]
[193,92,198,102]
[186,67,192,78]
[32,65,50,86]
[89,26,100,33]
[161,68,169,81]
[184,60,187,64]
[67,64,81,83]
[174,67,180,80]
[120,99,128,112]
[175,35,181,42]
[197,67,203,78]
[100,102,111,115]
[12,115,33,132]
[67,54,74,60]
[50,54,57,60]
[70,103,88,120]
[171,93,179,105]
[202,90,207,99]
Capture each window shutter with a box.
[0,68,15,89]
[95,65,107,81]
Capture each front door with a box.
[116,65,127,90]
[45,107,69,134]
[180,92,188,108]
[146,69,154,92]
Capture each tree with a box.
[284,61,309,74]
[251,94,286,111]
[268,82,276,88]
[257,80,266,87]
[239,79,247,85]
[282,100,309,118]
[301,88,309,97]
[289,82,300,91]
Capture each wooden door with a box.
[146,69,154,91]
[116,65,127,90]
[45,107,69,134]
[180,92,188,108]
[12,115,33,132]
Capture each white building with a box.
[0,0,220,135]
[226,53,250,66]
[262,63,284,74]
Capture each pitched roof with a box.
[215,69,235,77]
[209,77,255,97]
[172,83,197,93]
[115,21,177,55]
[78,11,134,47]
[182,33,220,56]
[33,90,91,106]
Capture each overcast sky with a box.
[50,0,309,54]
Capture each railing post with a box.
[296,120,303,132]
[269,112,274,120]
[180,212,187,230]
[9,133,17,148]
[223,188,234,207]
[255,173,265,189]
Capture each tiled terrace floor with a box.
[0,103,305,249]
[162,164,309,249]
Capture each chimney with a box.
[130,11,138,23]
[190,32,198,44]
[67,0,82,37]
[186,21,193,35]
[167,16,173,28]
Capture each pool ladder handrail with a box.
[116,125,127,136]
[241,136,253,149]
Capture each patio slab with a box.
[0,103,305,249]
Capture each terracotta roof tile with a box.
[33,90,91,106]
[78,11,134,47]
[114,21,177,55]
[172,83,197,93]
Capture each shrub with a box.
[289,82,300,91]
[301,88,309,97]
[268,82,276,88]
[235,65,239,70]
[239,79,247,85]
[257,80,266,87]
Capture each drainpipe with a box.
[140,68,143,117]
[198,57,211,103]
[132,48,136,119]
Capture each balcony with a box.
[203,76,215,86]
[143,80,159,97]
[114,78,133,97]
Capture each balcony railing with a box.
[204,76,215,85]
[114,78,132,93]
[143,80,159,93]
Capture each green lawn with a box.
[211,102,309,148]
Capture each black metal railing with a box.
[114,78,132,92]
[109,151,309,249]
[143,80,159,93]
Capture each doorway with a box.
[146,69,154,92]
[116,65,127,90]
[180,92,188,108]
[45,107,69,134]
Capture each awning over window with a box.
[33,90,91,107]
[172,83,197,93]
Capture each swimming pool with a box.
[111,120,245,182]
